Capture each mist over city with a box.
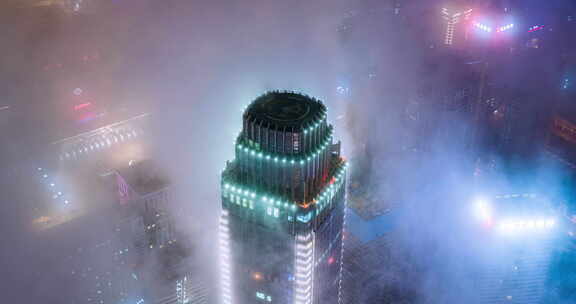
[1,0,576,303]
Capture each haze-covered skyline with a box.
[2,0,576,303]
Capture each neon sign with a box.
[528,25,544,33]
[74,102,92,111]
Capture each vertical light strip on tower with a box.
[442,7,473,45]
[219,210,232,304]
[294,232,314,304]
[337,201,347,304]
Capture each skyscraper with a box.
[219,92,347,304]
[441,3,473,46]
[472,194,559,304]
[115,160,175,251]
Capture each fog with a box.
[1,0,574,303]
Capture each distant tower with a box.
[115,160,175,251]
[174,276,208,304]
[441,2,473,46]
[472,194,559,304]
[219,92,347,304]
[392,0,403,16]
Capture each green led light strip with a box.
[303,114,327,134]
[316,165,347,212]
[236,127,334,164]
[221,162,347,212]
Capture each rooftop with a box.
[244,91,326,130]
[116,160,169,196]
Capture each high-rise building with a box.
[115,160,175,251]
[219,92,347,304]
[471,194,559,304]
[154,275,209,304]
[479,85,551,160]
[341,208,401,304]
[441,2,473,46]
[407,54,477,152]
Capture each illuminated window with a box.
[294,133,300,152]
[256,292,272,302]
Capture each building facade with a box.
[441,4,473,47]
[219,92,347,304]
[115,160,176,252]
[472,194,559,304]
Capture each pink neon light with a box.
[528,25,544,33]
[74,102,92,111]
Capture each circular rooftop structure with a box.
[244,91,326,131]
[241,91,331,155]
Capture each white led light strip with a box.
[294,232,315,304]
[338,204,347,304]
[220,210,233,304]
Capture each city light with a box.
[294,232,314,304]
[528,25,545,33]
[219,210,233,304]
[473,198,492,222]
[474,21,514,34]
[562,78,570,90]
[56,116,145,161]
[252,272,263,281]
[236,126,333,164]
[8,2,575,303]
[474,22,492,33]
[496,23,514,32]
[441,7,473,45]
[256,292,272,302]
[336,86,350,96]
[222,161,346,215]
[497,217,556,235]
[472,194,558,238]
[74,102,92,111]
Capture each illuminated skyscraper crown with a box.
[228,91,344,205]
[242,91,329,154]
[219,92,347,304]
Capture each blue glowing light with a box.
[562,78,570,90]
[296,212,313,223]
